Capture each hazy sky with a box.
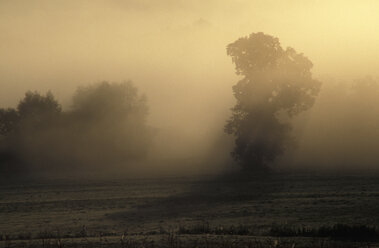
[1,0,379,129]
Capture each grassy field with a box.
[2,173,379,247]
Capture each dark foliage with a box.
[0,81,152,174]
[0,91,62,173]
[225,32,321,171]
[17,91,62,124]
[0,108,19,135]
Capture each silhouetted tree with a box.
[225,32,321,171]
[0,91,62,173]
[0,91,61,137]
[17,91,62,128]
[0,108,20,173]
[71,81,147,122]
[0,108,19,136]
[0,82,153,175]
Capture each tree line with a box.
[3,32,376,175]
[0,81,152,174]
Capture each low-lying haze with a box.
[1,0,379,175]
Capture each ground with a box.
[1,172,379,247]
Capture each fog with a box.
[1,0,379,176]
[281,76,379,172]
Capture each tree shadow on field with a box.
[107,172,284,225]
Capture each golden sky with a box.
[1,0,379,172]
[1,0,379,116]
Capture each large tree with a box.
[225,32,321,171]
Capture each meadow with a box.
[2,173,379,247]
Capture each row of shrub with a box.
[0,81,153,174]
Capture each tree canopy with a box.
[225,32,321,171]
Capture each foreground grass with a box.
[3,173,379,247]
[3,223,379,241]
[1,223,379,248]
[1,233,377,248]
